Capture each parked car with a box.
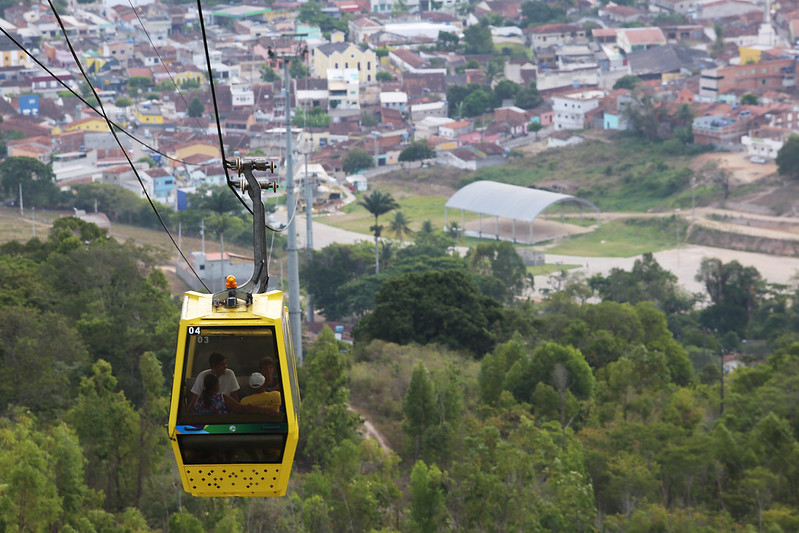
[750,156,767,164]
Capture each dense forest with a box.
[2,213,799,532]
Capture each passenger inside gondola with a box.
[241,371,281,414]
[188,373,268,415]
[189,352,240,404]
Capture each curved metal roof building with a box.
[445,181,600,243]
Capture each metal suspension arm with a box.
[213,157,278,306]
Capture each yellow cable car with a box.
[167,159,299,497]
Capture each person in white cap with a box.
[241,371,282,414]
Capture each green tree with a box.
[0,156,60,207]
[169,511,205,533]
[187,97,205,117]
[711,24,725,58]
[403,362,436,459]
[342,147,374,174]
[299,327,360,466]
[514,83,543,109]
[353,269,501,354]
[0,305,89,413]
[492,79,520,106]
[398,141,435,162]
[606,451,660,516]
[696,258,762,335]
[467,241,533,303]
[292,106,331,127]
[613,74,642,90]
[463,23,494,54]
[290,60,310,79]
[72,182,147,223]
[260,64,280,82]
[301,242,375,320]
[388,210,413,242]
[375,71,394,81]
[360,111,379,127]
[115,96,133,107]
[409,460,447,532]
[127,75,152,96]
[137,156,156,168]
[776,135,799,179]
[437,30,459,51]
[0,411,63,531]
[461,88,491,117]
[504,342,595,406]
[589,252,696,314]
[480,334,527,406]
[358,189,399,274]
[68,360,142,511]
[740,93,758,105]
[521,0,565,25]
[188,184,241,214]
[485,56,505,85]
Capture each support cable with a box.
[128,0,217,143]
[47,0,210,292]
[0,26,199,167]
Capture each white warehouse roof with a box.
[445,180,598,223]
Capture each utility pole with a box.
[304,149,314,323]
[691,176,696,221]
[277,41,307,366]
[200,219,205,254]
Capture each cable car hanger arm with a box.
[213,158,279,307]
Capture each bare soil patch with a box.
[376,166,464,197]
[691,151,776,184]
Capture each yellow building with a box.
[310,42,377,84]
[174,69,206,87]
[64,117,109,132]
[135,102,165,125]
[172,142,220,164]
[738,46,765,65]
[0,44,31,68]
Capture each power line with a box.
[46,0,210,293]
[128,0,217,144]
[0,25,201,167]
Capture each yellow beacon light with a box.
[226,275,237,289]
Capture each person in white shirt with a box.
[189,352,240,404]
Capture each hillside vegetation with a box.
[3,211,799,531]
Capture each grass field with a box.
[542,217,686,257]
[472,137,700,212]
[0,207,253,258]
[330,189,481,235]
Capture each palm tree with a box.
[359,190,399,274]
[389,211,413,243]
[447,221,461,243]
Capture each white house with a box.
[327,68,359,110]
[379,91,408,113]
[552,90,605,130]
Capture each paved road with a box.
[542,245,799,297]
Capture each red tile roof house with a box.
[524,24,587,48]
[616,27,667,53]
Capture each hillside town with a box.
[2,0,799,209]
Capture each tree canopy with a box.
[342,147,374,174]
[398,141,436,162]
[777,135,799,178]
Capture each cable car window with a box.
[176,326,287,464]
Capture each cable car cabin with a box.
[167,290,299,497]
